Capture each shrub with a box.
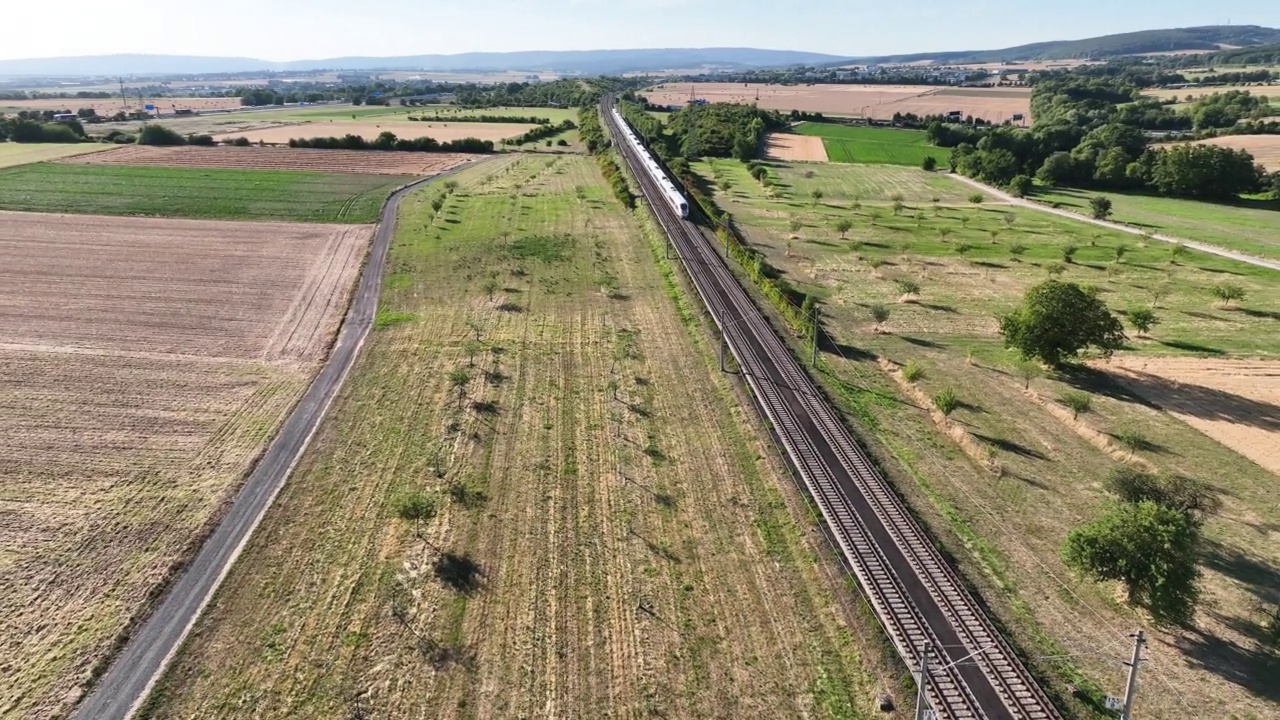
[902,360,925,382]
[933,387,960,416]
[894,277,921,296]
[1090,195,1113,220]
[136,123,186,146]
[968,193,985,204]
[1044,262,1067,277]
[230,136,252,147]
[1061,244,1079,263]
[870,303,891,331]
[1009,243,1028,259]
[1128,307,1158,335]
[1211,282,1246,308]
[1114,428,1152,452]
[921,155,938,171]
[1059,391,1092,419]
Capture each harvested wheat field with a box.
[218,121,535,145]
[61,144,475,175]
[1165,134,1280,171]
[0,142,113,169]
[0,210,372,718]
[763,132,828,162]
[643,82,1031,122]
[1101,356,1280,475]
[0,97,248,113]
[142,155,886,720]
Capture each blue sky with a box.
[4,0,1280,61]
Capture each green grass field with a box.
[0,142,113,168]
[1031,186,1280,262]
[794,123,952,166]
[699,160,1280,719]
[0,163,414,222]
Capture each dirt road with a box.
[70,165,474,720]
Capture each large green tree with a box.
[1064,500,1202,625]
[1151,144,1265,200]
[1000,280,1125,366]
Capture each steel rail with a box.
[604,99,1059,720]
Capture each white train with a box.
[611,108,689,219]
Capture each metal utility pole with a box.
[914,643,931,720]
[719,336,728,374]
[1121,630,1145,720]
[810,304,820,368]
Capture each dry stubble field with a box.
[764,133,829,162]
[217,121,535,145]
[643,82,1031,122]
[143,155,887,720]
[1,211,371,718]
[60,145,476,175]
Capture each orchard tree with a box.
[1064,500,1202,625]
[1000,280,1126,366]
[1128,307,1158,336]
[1089,195,1113,220]
[834,218,854,239]
[921,155,938,172]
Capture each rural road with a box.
[71,166,468,720]
[950,174,1280,273]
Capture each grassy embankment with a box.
[0,163,414,222]
[794,123,952,166]
[140,155,886,720]
[1031,186,1280,262]
[696,156,1280,720]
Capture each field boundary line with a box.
[949,174,1280,272]
[70,160,481,720]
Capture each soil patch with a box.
[0,210,371,718]
[61,144,474,175]
[763,132,828,162]
[1099,356,1280,475]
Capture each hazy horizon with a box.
[4,0,1279,63]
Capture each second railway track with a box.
[604,98,1061,720]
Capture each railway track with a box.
[604,98,1061,720]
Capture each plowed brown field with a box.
[644,82,1032,122]
[60,144,475,175]
[0,210,372,719]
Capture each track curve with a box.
[604,99,1060,720]
[71,164,476,720]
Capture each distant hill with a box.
[842,25,1280,66]
[0,48,850,77]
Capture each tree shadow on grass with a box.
[434,552,484,595]
[1202,539,1280,607]
[1240,307,1280,321]
[1156,339,1228,355]
[1107,366,1280,433]
[973,433,1048,460]
[1175,626,1280,703]
[900,336,947,349]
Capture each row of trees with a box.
[288,131,494,154]
[502,119,576,146]
[937,72,1278,199]
[0,117,85,143]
